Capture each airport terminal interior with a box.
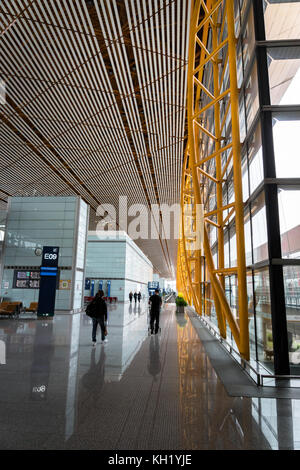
[0,0,300,451]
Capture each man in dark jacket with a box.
[90,290,108,346]
[149,289,162,335]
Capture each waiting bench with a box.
[0,301,23,317]
[25,302,38,313]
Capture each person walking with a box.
[134,292,138,303]
[129,291,133,303]
[137,292,141,303]
[88,290,108,346]
[149,288,162,335]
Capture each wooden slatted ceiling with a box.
[0,0,190,279]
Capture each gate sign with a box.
[42,246,59,267]
[37,247,60,317]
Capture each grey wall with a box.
[1,196,88,312]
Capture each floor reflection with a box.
[103,301,148,381]
[0,302,299,449]
[147,335,161,381]
[76,346,106,430]
[176,311,300,450]
[30,320,54,401]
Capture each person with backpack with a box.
[86,290,108,346]
[148,289,162,335]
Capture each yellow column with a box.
[212,1,226,337]
[226,0,249,360]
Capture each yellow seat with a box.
[25,302,38,313]
[0,303,18,316]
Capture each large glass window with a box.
[239,95,247,143]
[224,231,230,268]
[229,274,238,318]
[247,270,257,361]
[253,267,274,371]
[264,1,300,40]
[229,227,237,267]
[268,47,300,106]
[273,112,300,178]
[241,1,256,71]
[242,155,249,202]
[283,265,300,373]
[244,209,252,266]
[244,61,259,131]
[251,191,268,264]
[278,188,300,259]
[248,124,264,195]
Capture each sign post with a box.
[37,247,59,318]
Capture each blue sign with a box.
[91,280,95,297]
[107,280,111,297]
[85,278,91,290]
[148,281,159,297]
[99,280,103,291]
[40,267,57,277]
[148,281,159,289]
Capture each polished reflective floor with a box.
[0,301,300,450]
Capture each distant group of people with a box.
[129,291,141,303]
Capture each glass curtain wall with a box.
[203,0,300,375]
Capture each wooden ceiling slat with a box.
[0,0,190,278]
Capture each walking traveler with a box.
[86,290,108,346]
[148,289,162,335]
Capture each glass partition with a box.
[248,123,264,195]
[253,267,274,372]
[283,265,300,374]
[251,191,268,264]
[273,112,300,178]
[268,47,300,106]
[278,188,300,259]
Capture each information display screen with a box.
[13,269,60,289]
[17,271,28,279]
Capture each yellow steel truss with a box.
[177,0,249,360]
